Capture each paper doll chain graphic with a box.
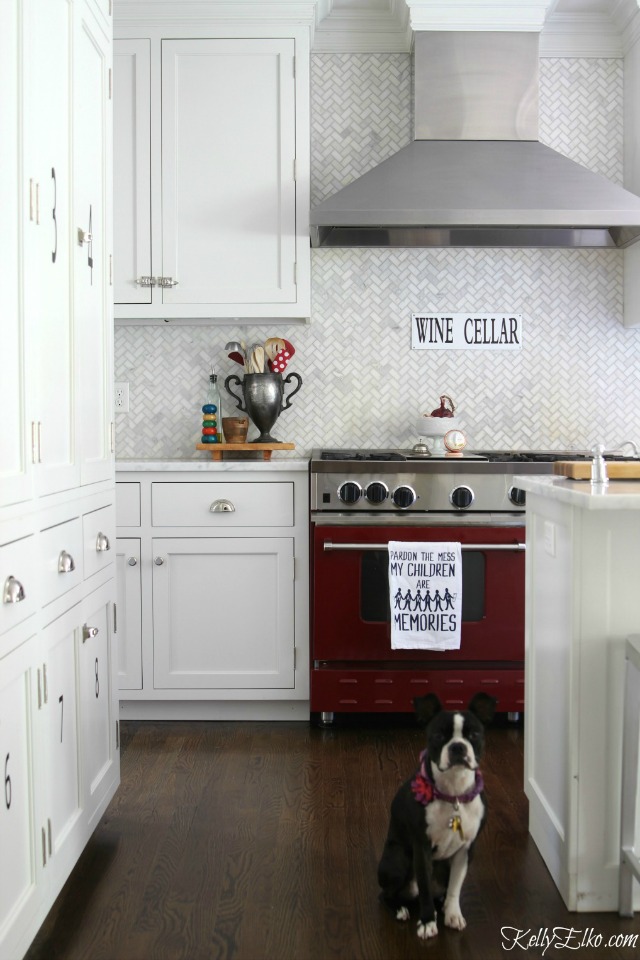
[392,587,457,612]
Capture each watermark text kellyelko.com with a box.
[501,926,638,955]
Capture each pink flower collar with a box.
[411,749,484,807]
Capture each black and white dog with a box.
[377,692,496,939]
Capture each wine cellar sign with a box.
[411,313,523,351]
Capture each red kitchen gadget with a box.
[268,339,295,373]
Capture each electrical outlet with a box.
[114,382,130,413]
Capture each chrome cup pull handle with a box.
[96,531,111,552]
[210,499,235,513]
[82,624,99,643]
[3,575,26,604]
[58,550,76,574]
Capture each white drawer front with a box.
[83,504,116,580]
[40,517,83,606]
[0,535,36,638]
[116,482,141,527]
[151,482,294,527]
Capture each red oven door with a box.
[312,524,525,662]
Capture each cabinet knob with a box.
[58,550,76,574]
[127,557,138,566]
[82,624,99,643]
[154,556,165,565]
[96,531,111,552]
[3,575,26,604]
[210,498,235,513]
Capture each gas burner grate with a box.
[320,450,406,462]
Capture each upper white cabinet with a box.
[0,0,114,511]
[75,1,114,485]
[113,9,311,320]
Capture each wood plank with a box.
[554,460,640,479]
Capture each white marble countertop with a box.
[116,458,309,473]
[518,474,640,509]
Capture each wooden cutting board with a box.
[553,460,640,479]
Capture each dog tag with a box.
[448,814,464,839]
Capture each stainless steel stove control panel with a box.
[312,470,526,513]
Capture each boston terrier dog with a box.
[377,692,496,939]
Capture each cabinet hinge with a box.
[292,56,296,79]
[110,421,115,453]
[108,68,112,100]
[293,158,296,181]
[37,668,42,710]
[294,647,297,669]
[113,602,117,634]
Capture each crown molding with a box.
[540,12,623,55]
[405,1,555,33]
[114,0,318,24]
[313,0,411,51]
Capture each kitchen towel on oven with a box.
[388,542,462,650]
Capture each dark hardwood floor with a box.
[26,715,640,960]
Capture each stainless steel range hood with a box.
[310,32,640,249]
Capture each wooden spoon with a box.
[264,337,286,362]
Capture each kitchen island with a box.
[519,474,640,912]
[115,458,310,721]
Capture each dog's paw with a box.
[395,906,410,922]
[444,908,467,931]
[417,919,438,940]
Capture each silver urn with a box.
[224,371,302,443]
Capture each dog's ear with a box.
[413,694,443,726]
[468,692,497,725]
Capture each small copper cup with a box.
[222,416,249,443]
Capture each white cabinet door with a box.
[0,0,31,509]
[75,1,113,486]
[153,537,295,689]
[24,0,77,498]
[113,34,309,319]
[78,581,119,831]
[113,39,151,304]
[115,539,142,689]
[0,640,39,960]
[161,39,296,308]
[37,609,82,887]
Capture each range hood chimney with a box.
[310,31,640,249]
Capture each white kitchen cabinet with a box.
[0,640,39,960]
[522,476,640,911]
[116,465,309,720]
[153,536,295,689]
[23,0,77,499]
[36,607,83,890]
[0,0,117,954]
[75,1,114,485]
[78,581,119,832]
[115,538,142,689]
[113,4,311,320]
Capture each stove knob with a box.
[450,485,474,509]
[337,480,363,504]
[509,486,527,506]
[392,485,417,509]
[365,481,389,504]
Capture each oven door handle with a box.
[322,541,526,552]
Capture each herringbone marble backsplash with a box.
[115,55,640,460]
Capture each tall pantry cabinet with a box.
[0,2,118,958]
